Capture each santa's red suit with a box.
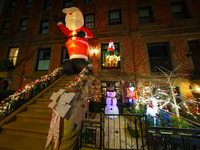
[57,23,93,60]
[55,7,93,60]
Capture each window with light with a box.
[7,47,19,66]
[37,48,51,71]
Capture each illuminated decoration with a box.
[126,83,137,106]
[54,7,93,60]
[197,87,200,92]
[54,7,93,73]
[105,40,120,68]
[0,68,62,119]
[91,49,97,55]
[146,97,159,126]
[105,82,119,118]
[197,105,200,115]
[189,85,193,91]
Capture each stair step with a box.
[2,120,49,139]
[27,103,51,113]
[43,92,54,98]
[36,98,51,105]
[16,110,51,124]
[0,133,46,150]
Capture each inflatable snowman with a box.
[105,82,119,119]
[54,7,93,73]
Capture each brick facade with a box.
[0,0,200,113]
[173,35,191,77]
[122,36,135,73]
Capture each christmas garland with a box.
[0,67,62,120]
[65,66,101,104]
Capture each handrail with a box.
[0,67,62,121]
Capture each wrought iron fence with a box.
[80,114,103,149]
[80,113,148,150]
[147,126,200,150]
[103,114,148,150]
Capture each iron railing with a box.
[80,113,148,150]
[80,113,103,149]
[147,126,200,150]
[103,114,148,150]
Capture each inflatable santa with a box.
[54,7,93,73]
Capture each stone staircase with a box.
[0,74,77,150]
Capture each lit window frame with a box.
[84,13,95,28]
[7,47,19,66]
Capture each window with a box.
[24,0,32,8]
[85,0,95,3]
[148,42,173,72]
[1,21,10,34]
[84,14,95,28]
[172,2,188,20]
[7,47,19,66]
[39,20,49,34]
[8,0,16,11]
[37,48,51,71]
[63,0,72,7]
[109,10,121,25]
[43,0,52,10]
[18,18,28,31]
[138,7,154,24]
[188,41,200,71]
[61,47,69,63]
[101,43,120,69]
